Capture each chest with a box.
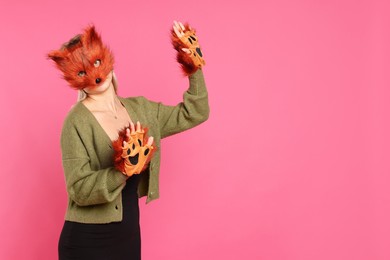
[90,105,133,141]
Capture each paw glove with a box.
[112,122,156,177]
[171,23,205,76]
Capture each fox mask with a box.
[48,25,114,90]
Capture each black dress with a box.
[58,173,142,260]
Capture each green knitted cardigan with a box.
[60,69,209,223]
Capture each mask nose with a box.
[96,78,102,84]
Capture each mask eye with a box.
[78,71,86,77]
[94,59,101,67]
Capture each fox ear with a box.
[83,25,103,47]
[47,50,66,63]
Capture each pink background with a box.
[1,0,389,259]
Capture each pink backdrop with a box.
[1,0,389,259]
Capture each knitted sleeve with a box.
[144,68,210,139]
[60,119,128,206]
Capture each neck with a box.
[85,82,120,112]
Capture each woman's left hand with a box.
[173,21,191,54]
[171,20,205,75]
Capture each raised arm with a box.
[145,21,209,138]
[145,68,209,139]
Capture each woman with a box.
[48,21,209,260]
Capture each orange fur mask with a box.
[47,25,114,90]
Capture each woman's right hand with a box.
[121,121,154,176]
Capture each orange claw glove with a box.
[171,21,205,76]
[112,121,156,177]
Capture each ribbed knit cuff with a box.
[106,168,128,192]
[188,68,205,95]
